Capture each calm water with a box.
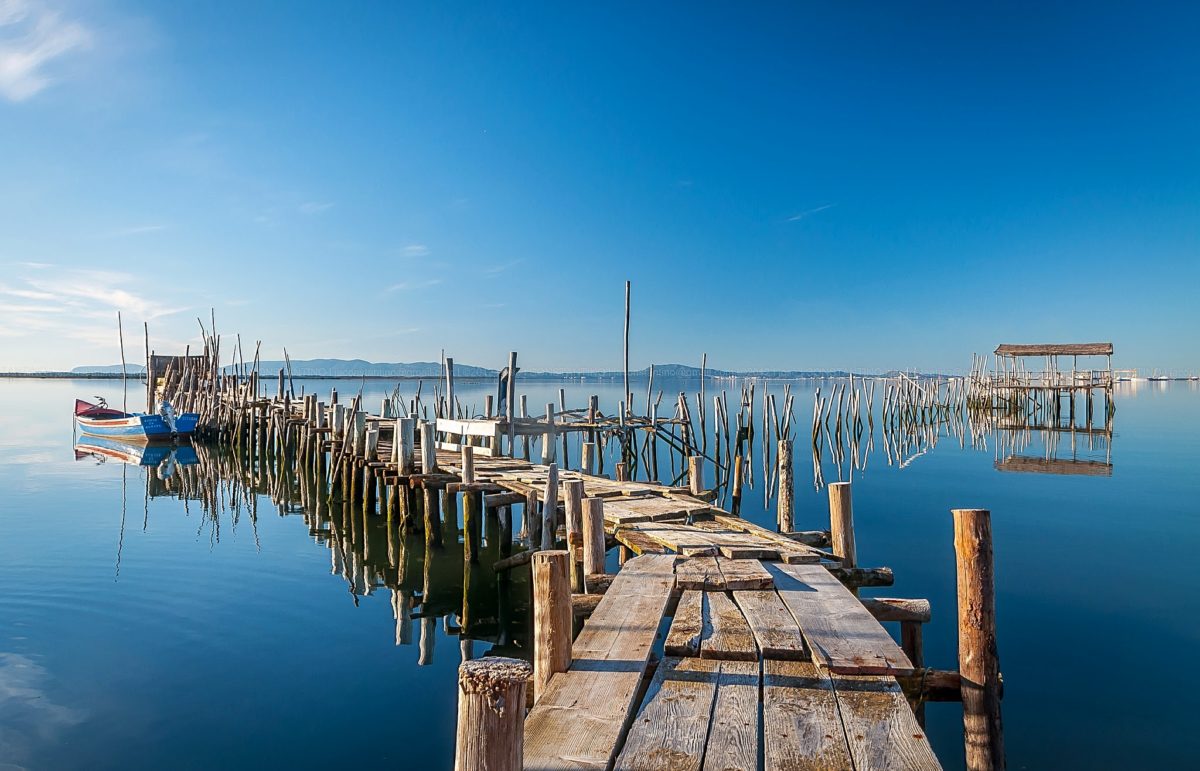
[1,376,1198,769]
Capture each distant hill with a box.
[71,364,146,374]
[45,359,933,379]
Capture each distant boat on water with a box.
[74,398,198,442]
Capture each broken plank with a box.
[701,660,760,771]
[767,562,914,677]
[731,590,807,661]
[831,673,943,770]
[701,591,758,662]
[614,526,672,556]
[665,590,706,657]
[763,660,853,770]
[613,657,719,771]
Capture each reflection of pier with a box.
[981,413,1114,477]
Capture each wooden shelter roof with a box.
[994,343,1112,357]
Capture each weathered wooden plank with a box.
[732,590,807,661]
[614,526,672,556]
[613,657,719,771]
[675,555,723,590]
[763,660,853,770]
[701,660,760,771]
[523,555,677,770]
[631,523,721,556]
[664,590,706,657]
[831,673,942,770]
[714,558,773,590]
[701,591,758,661]
[768,562,914,677]
[710,514,832,564]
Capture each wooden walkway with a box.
[392,445,939,769]
[523,555,939,770]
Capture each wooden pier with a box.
[139,324,1003,770]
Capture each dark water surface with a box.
[1,377,1197,769]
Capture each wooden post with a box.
[777,439,794,532]
[828,481,857,568]
[445,356,456,419]
[902,620,926,726]
[583,497,606,578]
[398,417,416,474]
[688,455,704,496]
[454,657,532,771]
[954,508,1004,771]
[461,445,476,484]
[541,402,556,464]
[531,550,572,701]
[563,480,585,593]
[623,280,630,419]
[581,442,596,476]
[615,461,629,482]
[420,421,437,473]
[464,490,482,564]
[505,351,518,454]
[541,463,558,550]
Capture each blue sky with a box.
[1,1,1197,373]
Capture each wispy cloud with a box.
[402,244,430,258]
[787,203,835,222]
[298,201,333,215]
[0,0,93,102]
[484,259,523,275]
[386,278,442,293]
[98,224,168,238]
[0,267,187,348]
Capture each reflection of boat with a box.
[74,398,198,441]
[74,434,198,467]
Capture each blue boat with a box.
[74,399,199,442]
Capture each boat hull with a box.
[76,413,173,442]
[74,399,200,441]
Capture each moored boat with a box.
[74,399,199,442]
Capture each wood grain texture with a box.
[701,591,758,662]
[675,555,723,590]
[523,555,676,770]
[613,657,719,771]
[763,660,853,770]
[769,562,914,676]
[665,590,706,657]
[701,660,760,771]
[831,673,942,770]
[732,589,807,661]
[714,558,773,590]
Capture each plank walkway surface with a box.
[374,431,939,769]
[527,553,939,770]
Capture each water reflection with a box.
[74,437,531,666]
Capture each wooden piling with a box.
[454,657,532,771]
[953,508,1004,771]
[541,463,558,550]
[687,455,704,496]
[563,480,585,593]
[581,442,596,476]
[461,445,476,484]
[829,481,857,569]
[531,550,572,702]
[420,421,437,473]
[583,497,606,578]
[777,439,794,532]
